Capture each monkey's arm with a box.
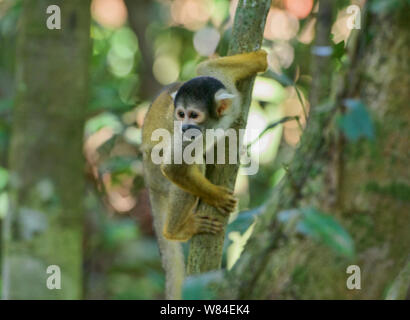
[196,50,268,84]
[161,163,236,215]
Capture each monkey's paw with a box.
[207,186,237,215]
[194,215,223,235]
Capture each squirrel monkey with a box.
[141,50,267,299]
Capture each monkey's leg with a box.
[196,50,268,82]
[163,184,223,241]
[164,214,223,241]
[161,163,237,215]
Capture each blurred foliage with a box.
[370,0,410,13]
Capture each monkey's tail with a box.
[151,197,185,300]
[156,231,185,299]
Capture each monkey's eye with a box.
[177,111,185,118]
[190,111,198,119]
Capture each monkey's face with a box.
[174,105,208,141]
[172,76,236,141]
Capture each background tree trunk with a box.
[124,0,160,100]
[335,2,410,299]
[221,0,410,299]
[2,0,91,299]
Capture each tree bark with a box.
[187,0,272,275]
[2,0,91,299]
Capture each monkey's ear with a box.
[215,89,235,117]
[170,91,177,101]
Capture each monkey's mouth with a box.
[182,132,202,141]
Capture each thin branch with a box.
[246,116,299,149]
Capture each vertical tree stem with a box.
[187,0,271,275]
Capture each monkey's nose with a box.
[181,124,199,133]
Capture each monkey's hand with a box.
[203,186,237,215]
[161,164,237,215]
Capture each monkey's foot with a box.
[194,215,223,235]
[206,186,238,215]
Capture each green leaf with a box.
[301,208,355,258]
[226,205,265,235]
[332,41,346,61]
[338,99,374,141]
[270,168,286,187]
[182,271,223,300]
[278,207,355,258]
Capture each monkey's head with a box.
[171,76,236,140]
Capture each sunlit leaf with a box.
[223,206,266,267]
[253,77,286,103]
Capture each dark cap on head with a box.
[174,76,225,118]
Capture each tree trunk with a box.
[221,0,410,299]
[187,0,272,275]
[2,0,91,299]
